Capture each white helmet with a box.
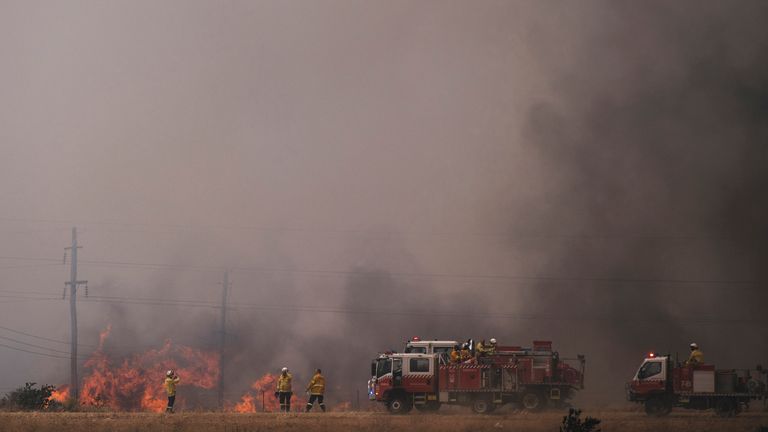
[166,370,174,377]
[281,367,288,373]
[489,338,497,344]
[690,342,698,349]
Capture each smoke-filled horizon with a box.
[1,0,767,408]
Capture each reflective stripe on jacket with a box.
[164,376,180,396]
[307,373,325,395]
[686,350,704,366]
[277,373,293,392]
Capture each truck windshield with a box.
[376,358,392,378]
[405,346,426,353]
[638,361,662,379]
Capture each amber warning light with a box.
[649,352,655,358]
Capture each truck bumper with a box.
[625,383,638,402]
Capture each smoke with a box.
[501,0,768,403]
[1,0,767,409]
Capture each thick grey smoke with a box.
[1,0,767,408]
[504,0,768,403]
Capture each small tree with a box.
[560,408,601,432]
[1,382,56,411]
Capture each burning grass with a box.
[52,325,330,413]
[0,411,766,432]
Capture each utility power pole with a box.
[218,270,230,410]
[64,227,86,402]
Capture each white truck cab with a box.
[634,355,668,381]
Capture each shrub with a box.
[560,408,601,432]
[0,382,58,411]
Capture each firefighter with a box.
[476,339,487,357]
[460,343,472,362]
[685,342,704,367]
[305,368,326,412]
[164,369,180,413]
[487,338,498,354]
[450,345,461,363]
[276,367,293,412]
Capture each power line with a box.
[0,289,63,297]
[0,263,62,271]
[0,335,77,356]
[72,293,768,325]
[0,324,96,348]
[0,342,72,360]
[0,298,61,305]
[0,215,746,242]
[1,254,763,286]
[0,322,206,353]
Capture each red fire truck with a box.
[626,353,768,417]
[368,339,585,414]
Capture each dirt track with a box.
[1,410,767,432]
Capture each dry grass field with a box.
[0,410,767,432]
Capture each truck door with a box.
[633,359,666,395]
[406,357,435,392]
[393,358,403,387]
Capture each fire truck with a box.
[626,353,768,417]
[368,339,585,414]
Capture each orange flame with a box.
[49,386,70,405]
[231,373,308,412]
[76,327,219,412]
[62,326,349,412]
[233,392,256,413]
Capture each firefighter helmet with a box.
[489,338,497,344]
[281,367,289,373]
[690,342,698,349]
[166,370,174,377]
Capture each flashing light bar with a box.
[649,352,655,358]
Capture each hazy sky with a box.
[1,0,767,406]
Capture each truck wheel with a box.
[715,398,736,418]
[521,392,544,412]
[471,398,494,414]
[644,397,671,417]
[387,396,412,415]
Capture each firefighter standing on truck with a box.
[450,345,461,363]
[476,339,487,358]
[164,370,180,413]
[276,367,293,412]
[685,342,704,367]
[487,338,498,354]
[305,368,326,412]
[460,343,472,362]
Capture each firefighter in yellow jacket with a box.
[275,367,293,412]
[305,369,326,412]
[685,342,704,367]
[164,370,180,413]
[450,345,461,363]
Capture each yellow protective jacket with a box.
[306,373,326,395]
[450,350,460,363]
[277,373,293,392]
[164,376,180,396]
[476,342,486,355]
[686,349,704,366]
